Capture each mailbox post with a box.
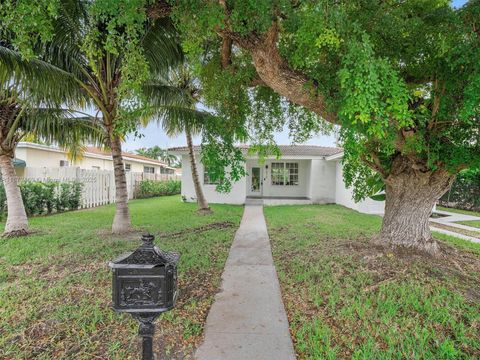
[109,234,179,360]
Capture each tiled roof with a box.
[169,145,343,157]
[85,147,172,167]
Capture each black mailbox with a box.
[109,233,179,360]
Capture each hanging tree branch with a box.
[217,22,338,124]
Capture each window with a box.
[286,162,299,185]
[92,166,100,170]
[271,162,299,186]
[60,160,69,167]
[203,167,218,185]
[125,163,131,172]
[144,166,155,174]
[271,163,286,185]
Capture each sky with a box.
[123,0,468,152]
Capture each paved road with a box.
[195,203,296,360]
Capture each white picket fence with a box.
[23,167,179,209]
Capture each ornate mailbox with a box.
[109,233,179,360]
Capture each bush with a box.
[0,180,83,218]
[439,168,480,211]
[136,180,181,199]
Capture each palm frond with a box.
[142,18,183,75]
[0,46,85,106]
[143,82,192,108]
[150,105,214,136]
[40,0,90,83]
[19,109,106,151]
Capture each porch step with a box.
[245,198,264,206]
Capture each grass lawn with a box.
[437,206,480,229]
[0,196,243,359]
[437,206,480,218]
[264,204,480,359]
[456,221,480,230]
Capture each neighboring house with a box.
[174,168,183,177]
[170,145,385,215]
[14,142,176,177]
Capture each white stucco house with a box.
[169,145,385,215]
[14,142,176,177]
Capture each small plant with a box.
[0,180,83,217]
[136,180,181,199]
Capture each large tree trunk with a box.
[185,128,211,214]
[379,160,455,256]
[0,153,28,236]
[110,134,132,234]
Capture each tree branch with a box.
[147,1,172,19]
[360,154,388,177]
[218,0,232,70]
[220,37,233,69]
[219,22,338,124]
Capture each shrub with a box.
[0,180,83,218]
[439,168,480,211]
[136,180,181,199]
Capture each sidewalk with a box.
[430,209,480,243]
[195,204,296,360]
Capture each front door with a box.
[249,167,263,196]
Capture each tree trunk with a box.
[0,153,28,236]
[110,134,132,234]
[379,163,455,256]
[185,128,211,214]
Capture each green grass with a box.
[456,220,480,229]
[432,232,480,255]
[437,206,480,218]
[0,196,243,359]
[264,204,480,360]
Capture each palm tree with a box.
[160,151,179,167]
[136,146,165,160]
[0,85,102,237]
[143,66,213,213]
[3,0,182,233]
[135,145,178,166]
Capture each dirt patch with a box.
[153,269,223,359]
[157,221,235,240]
[430,222,480,238]
[5,260,225,360]
[274,235,480,358]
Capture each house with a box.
[169,145,385,214]
[14,142,176,177]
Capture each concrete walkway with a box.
[196,203,296,360]
[430,209,480,243]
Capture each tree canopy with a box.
[2,0,479,249]
[170,0,480,200]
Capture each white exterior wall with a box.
[178,150,385,214]
[181,155,246,205]
[246,159,310,198]
[334,161,385,214]
[15,144,165,175]
[308,159,336,203]
[16,147,75,168]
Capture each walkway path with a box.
[430,209,480,243]
[196,202,296,360]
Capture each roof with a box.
[16,142,175,169]
[169,145,343,158]
[84,147,173,168]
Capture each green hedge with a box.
[136,180,181,199]
[439,169,480,211]
[0,180,83,218]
